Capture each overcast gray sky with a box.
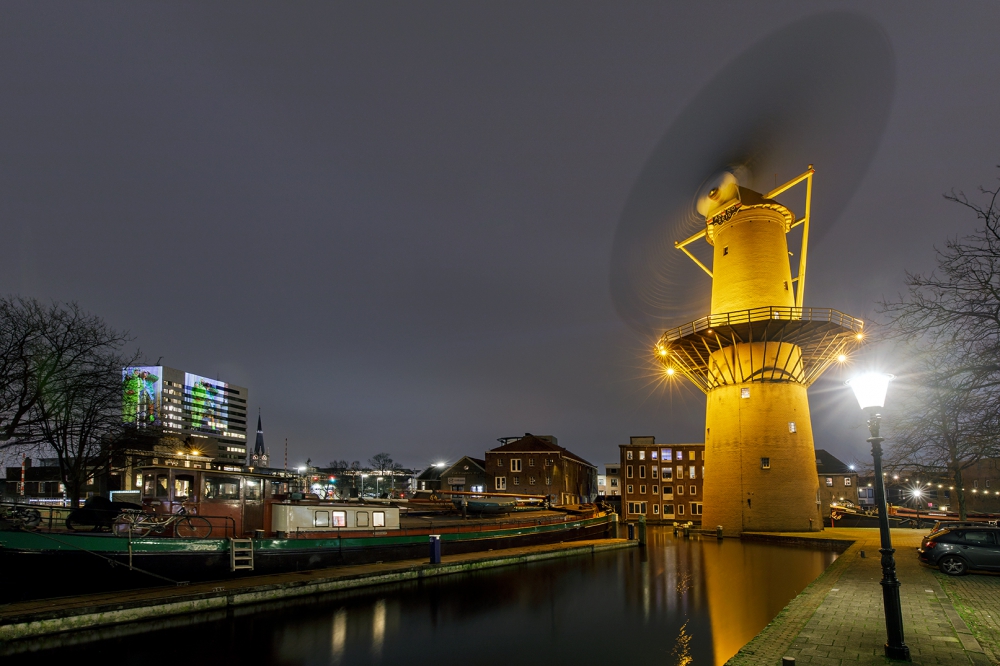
[3,2,999,470]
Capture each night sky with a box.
[3,2,999,470]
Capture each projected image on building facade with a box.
[184,372,230,434]
[122,366,162,426]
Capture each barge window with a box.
[314,511,329,527]
[173,474,194,500]
[156,474,169,498]
[205,476,241,500]
[373,511,385,528]
[245,479,262,501]
[356,511,369,527]
[332,511,346,527]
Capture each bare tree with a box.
[883,345,999,519]
[368,452,394,474]
[0,298,138,506]
[879,175,1000,518]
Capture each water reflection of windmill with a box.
[610,13,895,535]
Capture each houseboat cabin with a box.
[138,462,400,538]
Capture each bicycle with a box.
[0,504,42,530]
[112,506,213,538]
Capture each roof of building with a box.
[416,465,444,481]
[442,456,486,475]
[488,433,596,468]
[815,449,853,474]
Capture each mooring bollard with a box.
[429,534,441,564]
[782,657,796,665]
[716,525,724,539]
[611,512,620,539]
[860,550,866,558]
[627,522,635,540]
[683,525,690,539]
[637,515,647,547]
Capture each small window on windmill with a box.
[723,246,729,256]
[741,388,750,399]
[783,280,789,291]
[761,458,770,470]
[789,422,797,433]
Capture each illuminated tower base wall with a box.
[703,382,822,535]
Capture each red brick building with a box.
[486,434,597,505]
[619,436,704,523]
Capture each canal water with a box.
[7,528,837,665]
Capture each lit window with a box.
[373,511,385,528]
[651,451,658,460]
[689,465,696,479]
[844,477,852,487]
[761,458,770,470]
[789,422,797,433]
[626,451,633,460]
[676,466,684,479]
[826,477,833,487]
[676,451,684,461]
[332,511,346,527]
[662,449,672,461]
[639,450,645,460]
[741,388,750,399]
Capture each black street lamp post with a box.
[848,373,911,662]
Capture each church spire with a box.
[251,409,269,467]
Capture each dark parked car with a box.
[918,527,1000,575]
[65,496,141,532]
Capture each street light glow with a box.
[666,367,675,376]
[837,354,847,363]
[846,373,894,410]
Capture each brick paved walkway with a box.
[727,528,997,665]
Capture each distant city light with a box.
[297,466,306,473]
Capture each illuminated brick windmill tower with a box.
[610,13,895,535]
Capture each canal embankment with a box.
[728,528,997,665]
[0,538,634,646]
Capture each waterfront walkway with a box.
[0,538,633,649]
[728,528,999,665]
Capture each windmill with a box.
[611,13,895,534]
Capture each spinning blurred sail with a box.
[610,12,894,334]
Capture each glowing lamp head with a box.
[846,373,893,410]
[666,367,675,376]
[657,347,668,357]
[912,489,922,498]
[837,354,847,363]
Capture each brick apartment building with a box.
[816,449,860,518]
[620,436,704,523]
[486,434,597,505]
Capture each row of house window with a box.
[625,449,703,462]
[497,458,554,471]
[825,477,853,486]
[495,476,552,490]
[626,502,703,516]
[626,484,698,496]
[625,465,701,479]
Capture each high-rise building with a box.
[122,365,248,463]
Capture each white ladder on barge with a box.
[230,537,254,572]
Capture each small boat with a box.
[453,497,517,514]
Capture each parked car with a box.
[918,527,1000,575]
